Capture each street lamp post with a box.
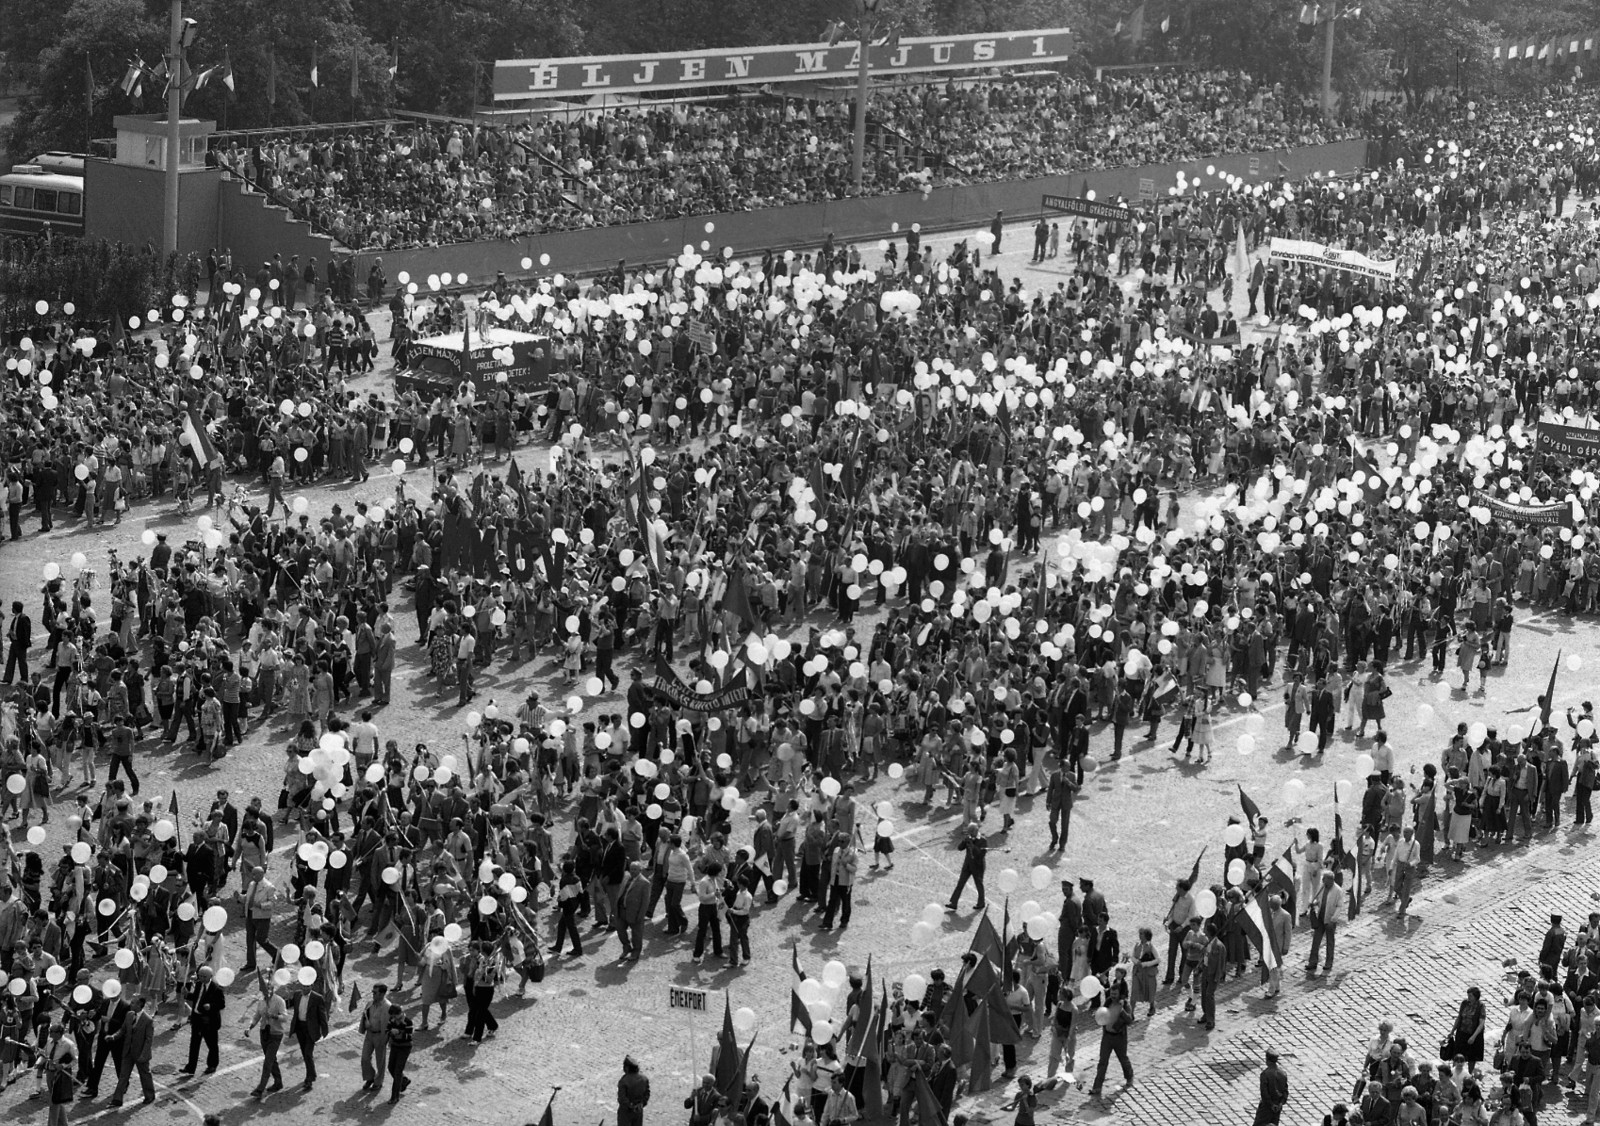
[164,0,183,256]
[850,0,883,194]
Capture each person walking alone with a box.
[1253,1050,1289,1126]
[618,1055,652,1126]
[1088,990,1134,1100]
[945,824,987,912]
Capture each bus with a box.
[0,165,87,238]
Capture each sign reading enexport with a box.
[494,29,1073,101]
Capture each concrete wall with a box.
[353,138,1371,284]
[215,178,339,280]
[84,161,221,254]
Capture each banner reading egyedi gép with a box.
[494,30,1073,101]
[1536,421,1600,460]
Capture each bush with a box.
[0,236,195,328]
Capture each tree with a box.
[1372,0,1498,107]
[4,0,164,160]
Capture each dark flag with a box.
[1239,785,1262,826]
[1541,649,1562,727]
[914,1073,947,1126]
[970,912,1005,969]
[1186,845,1206,888]
[713,997,740,1097]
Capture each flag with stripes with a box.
[120,57,146,95]
[1239,894,1280,970]
[1267,846,1297,915]
[789,942,812,1035]
[182,407,222,469]
[1152,670,1180,702]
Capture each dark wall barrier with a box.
[354,138,1370,284]
[84,163,222,255]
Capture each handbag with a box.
[438,974,459,1000]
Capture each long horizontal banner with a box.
[1040,194,1134,222]
[1476,492,1579,528]
[651,657,753,713]
[494,29,1074,100]
[1536,421,1600,460]
[1268,237,1397,281]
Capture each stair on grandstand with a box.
[217,174,347,272]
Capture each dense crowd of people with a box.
[207,68,1361,250]
[5,72,1600,1126]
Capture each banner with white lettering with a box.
[1268,237,1398,281]
[494,30,1074,101]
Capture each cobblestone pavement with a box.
[1,224,1596,1126]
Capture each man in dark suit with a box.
[84,985,131,1098]
[290,982,328,1090]
[108,996,156,1106]
[179,966,226,1074]
[4,600,30,684]
[32,459,57,532]
[616,861,652,960]
[1199,927,1226,1031]
[1310,678,1336,753]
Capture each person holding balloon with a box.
[1086,978,1135,1101]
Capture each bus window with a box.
[57,193,80,215]
[33,189,57,212]
[12,186,32,209]
[0,185,10,206]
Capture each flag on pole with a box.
[1239,894,1281,969]
[1186,845,1206,888]
[350,49,359,99]
[713,997,741,1098]
[310,42,319,87]
[914,1072,947,1126]
[221,47,234,92]
[1234,224,1249,281]
[1540,650,1562,726]
[388,39,399,79]
[86,54,95,120]
[348,981,362,1013]
[1121,3,1146,42]
[267,48,277,104]
[120,57,145,95]
[537,1093,556,1126]
[182,408,222,469]
[1239,785,1262,826]
[970,912,1005,970]
[723,563,760,638]
[1267,845,1297,910]
[790,942,812,1034]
